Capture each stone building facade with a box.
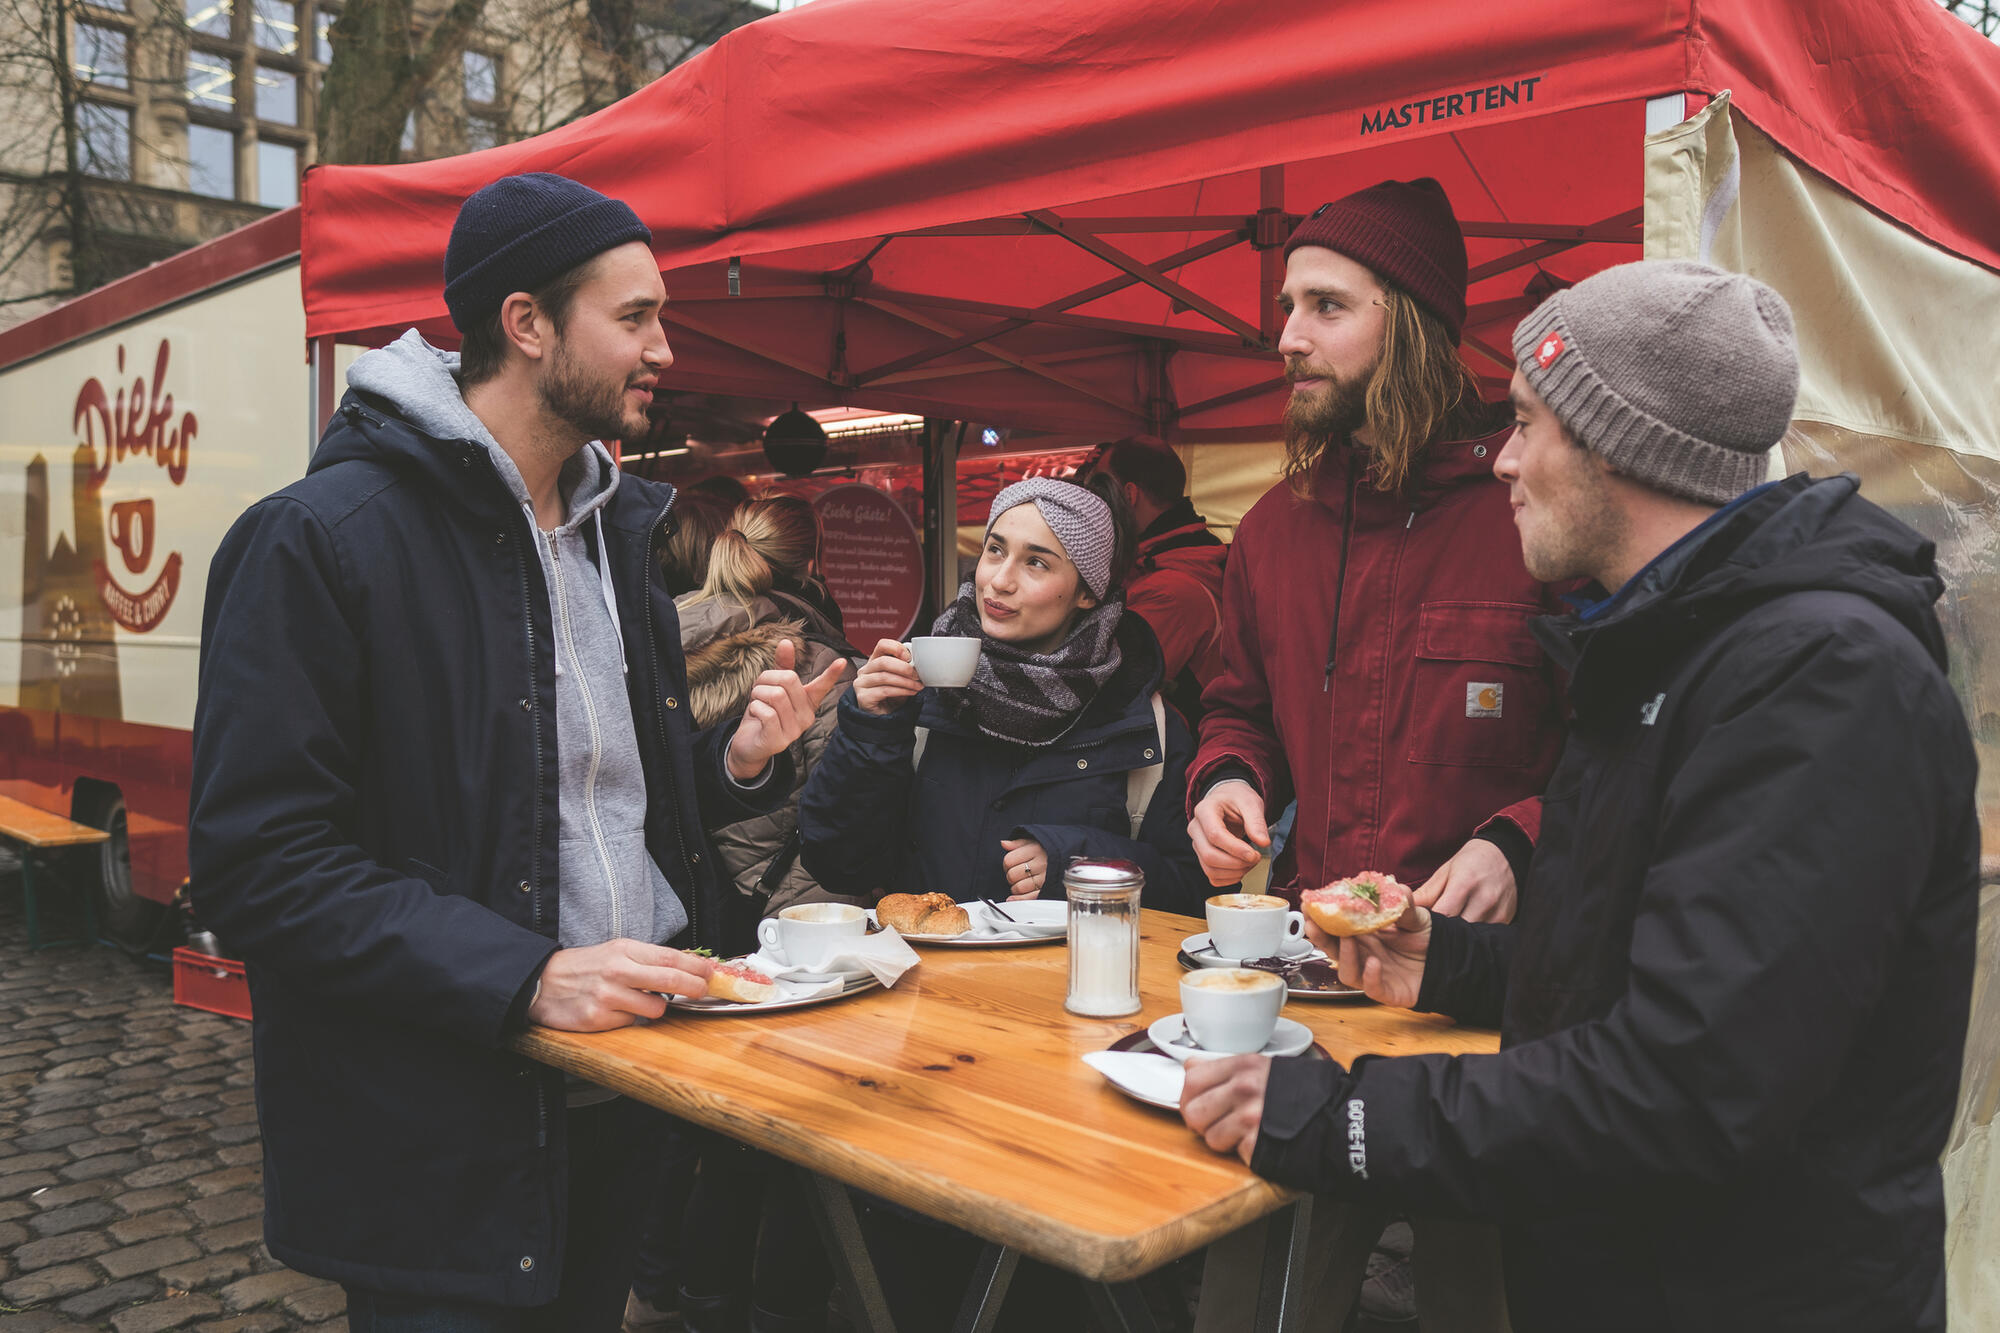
[0,0,779,331]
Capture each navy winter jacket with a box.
[187,390,787,1303]
[798,612,1207,914]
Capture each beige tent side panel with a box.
[1647,96,2000,1330]
[1644,93,2000,458]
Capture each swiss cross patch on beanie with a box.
[443,173,652,333]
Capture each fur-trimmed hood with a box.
[678,592,853,724]
[683,618,846,728]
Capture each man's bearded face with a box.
[540,324,649,443]
[1282,352,1377,458]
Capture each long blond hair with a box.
[687,494,820,607]
[1283,287,1506,498]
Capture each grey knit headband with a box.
[986,478,1115,598]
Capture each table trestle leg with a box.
[1087,1279,1165,1333]
[949,1242,1020,1333]
[804,1172,899,1333]
[1252,1198,1315,1333]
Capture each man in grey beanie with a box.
[191,174,842,1328]
[1182,259,1978,1331]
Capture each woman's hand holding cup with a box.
[854,638,924,715]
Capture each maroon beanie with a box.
[1283,178,1468,343]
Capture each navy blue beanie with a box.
[443,173,652,332]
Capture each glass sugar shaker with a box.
[1064,857,1144,1017]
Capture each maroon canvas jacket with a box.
[1190,428,1567,895]
[1126,524,1228,690]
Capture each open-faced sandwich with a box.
[1301,872,1413,937]
[875,892,971,937]
[704,958,779,1004]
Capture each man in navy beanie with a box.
[191,173,843,1329]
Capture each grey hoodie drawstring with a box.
[593,510,628,675]
[522,505,628,677]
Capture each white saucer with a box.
[1147,1013,1314,1063]
[1181,933,1323,969]
[1081,1050,1184,1110]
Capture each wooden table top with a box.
[0,794,110,848]
[515,908,1498,1282]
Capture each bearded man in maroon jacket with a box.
[1188,178,1567,926]
[1185,179,1569,1330]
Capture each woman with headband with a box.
[801,475,1205,916]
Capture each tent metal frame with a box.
[668,193,1643,421]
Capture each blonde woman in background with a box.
[677,493,865,943]
[629,492,860,1333]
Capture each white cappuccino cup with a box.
[1180,968,1287,1054]
[1205,892,1306,961]
[907,636,981,687]
[756,902,867,969]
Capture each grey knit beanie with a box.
[987,478,1116,599]
[1512,259,1799,505]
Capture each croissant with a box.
[876,892,971,937]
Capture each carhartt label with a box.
[1640,692,1666,726]
[1346,1098,1369,1178]
[1467,682,1503,718]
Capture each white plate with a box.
[868,900,1068,946]
[1147,1014,1314,1063]
[1082,1050,1184,1111]
[664,971,881,1015]
[1181,932,1323,969]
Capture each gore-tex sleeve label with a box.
[1346,1098,1369,1179]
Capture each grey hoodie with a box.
[347,332,689,955]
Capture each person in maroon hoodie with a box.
[1184,178,1568,1328]
[1081,438,1228,725]
[1188,177,1567,926]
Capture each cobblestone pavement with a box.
[0,877,348,1333]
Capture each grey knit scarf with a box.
[931,581,1123,747]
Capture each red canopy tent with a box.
[300,0,2000,441]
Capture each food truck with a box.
[0,211,327,949]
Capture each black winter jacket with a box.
[797,612,1207,914]
[187,391,787,1303]
[1250,475,1979,1331]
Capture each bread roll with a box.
[706,960,778,1004]
[876,892,971,937]
[1301,873,1412,937]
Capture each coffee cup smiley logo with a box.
[74,341,194,633]
[109,499,155,574]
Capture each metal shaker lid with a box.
[1063,857,1144,892]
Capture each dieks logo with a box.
[1535,330,1566,369]
[73,341,195,632]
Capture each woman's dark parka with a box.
[797,613,1207,914]
[1250,476,1979,1331]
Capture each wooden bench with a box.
[0,795,109,952]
